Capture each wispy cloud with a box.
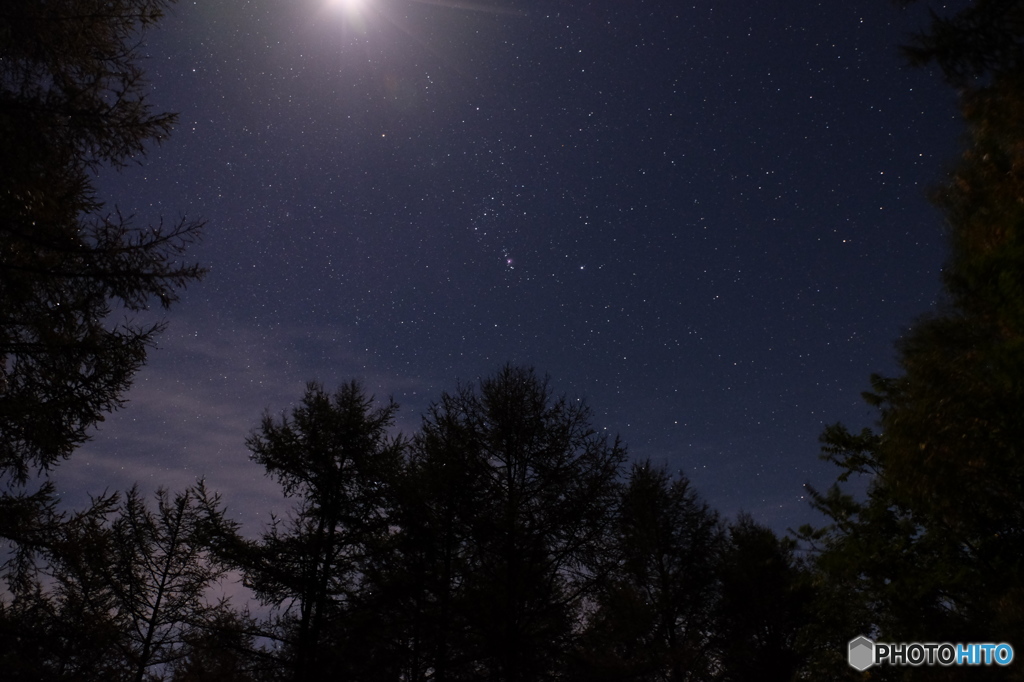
[58,306,434,534]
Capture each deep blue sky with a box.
[61,0,963,534]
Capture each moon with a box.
[325,0,370,19]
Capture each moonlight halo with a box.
[324,0,371,21]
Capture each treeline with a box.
[1,368,813,681]
[3,1,1024,681]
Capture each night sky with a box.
[60,0,964,534]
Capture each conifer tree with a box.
[240,381,406,682]
[802,1,1024,671]
[0,0,204,482]
[398,366,626,682]
[0,484,235,682]
[572,462,722,682]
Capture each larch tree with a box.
[0,484,236,682]
[1,4,205,675]
[0,0,204,483]
[408,366,626,682]
[800,0,1024,674]
[102,485,238,682]
[572,462,723,682]
[240,381,406,682]
[712,514,811,682]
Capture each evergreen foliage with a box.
[1,5,207,677]
[237,380,406,681]
[0,484,236,682]
[571,462,724,682]
[400,365,627,682]
[800,1,1024,676]
[0,0,204,482]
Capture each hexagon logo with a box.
[848,636,875,671]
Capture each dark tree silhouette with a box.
[0,0,204,483]
[1,9,206,675]
[170,610,265,682]
[240,381,406,682]
[799,2,1024,675]
[103,485,238,682]
[712,514,811,682]
[332,366,629,682]
[898,0,1024,85]
[382,402,493,682]
[0,484,235,682]
[572,462,722,682]
[412,366,626,682]
[0,493,125,682]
